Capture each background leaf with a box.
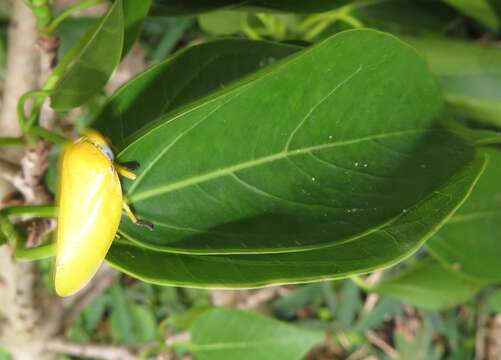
[122,0,152,56]
[107,152,485,287]
[351,0,461,35]
[49,0,124,110]
[371,258,483,310]
[93,39,301,148]
[443,0,499,30]
[428,148,501,281]
[405,36,501,128]
[150,0,350,16]
[184,308,323,360]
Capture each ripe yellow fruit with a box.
[54,129,141,297]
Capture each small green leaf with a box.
[122,0,152,56]
[352,297,402,333]
[107,152,486,287]
[185,308,323,360]
[109,283,157,344]
[93,39,301,148]
[127,304,157,342]
[83,295,109,332]
[49,0,124,110]
[109,282,135,344]
[167,305,213,330]
[488,289,501,313]
[404,36,501,128]
[371,258,483,310]
[443,0,499,30]
[150,0,350,16]
[428,148,501,281]
[273,283,324,319]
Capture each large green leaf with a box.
[93,39,301,148]
[150,0,349,16]
[404,36,501,127]
[371,258,483,310]
[443,0,499,30]
[107,153,485,287]
[49,0,124,110]
[428,148,501,281]
[184,308,322,360]
[113,29,474,255]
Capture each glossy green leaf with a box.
[113,29,474,255]
[122,0,152,56]
[404,36,501,127]
[93,39,301,148]
[443,0,499,30]
[352,0,462,35]
[371,258,483,310]
[107,153,485,287]
[185,308,322,360]
[428,148,501,281]
[49,0,124,110]
[150,0,349,16]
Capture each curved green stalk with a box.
[30,126,68,145]
[0,137,24,146]
[1,205,57,218]
[48,0,108,33]
[15,242,55,260]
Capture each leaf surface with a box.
[49,0,124,110]
[443,0,499,30]
[107,153,486,287]
[113,30,474,254]
[428,148,501,281]
[94,39,301,148]
[372,258,483,310]
[186,308,322,360]
[405,36,501,128]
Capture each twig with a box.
[476,297,488,360]
[210,286,291,309]
[45,339,137,360]
[361,272,383,314]
[365,330,399,360]
[488,314,501,360]
[345,345,370,360]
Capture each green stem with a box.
[0,214,21,247]
[350,275,375,291]
[1,205,56,218]
[30,126,68,145]
[17,90,51,132]
[48,0,108,33]
[0,137,24,146]
[29,0,54,36]
[15,242,55,260]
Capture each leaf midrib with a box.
[189,335,319,351]
[129,129,427,202]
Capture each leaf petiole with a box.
[0,205,57,218]
[48,0,108,33]
[15,242,55,260]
